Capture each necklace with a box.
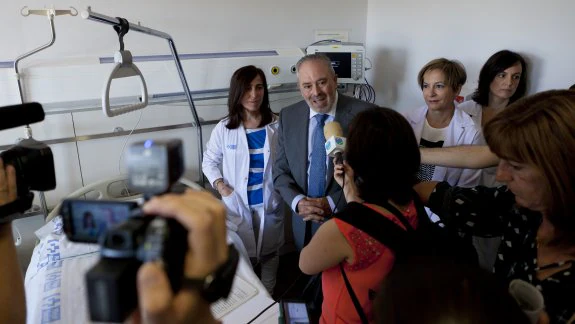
[535,237,575,272]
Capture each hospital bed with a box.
[24,176,278,324]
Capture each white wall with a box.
[0,1,370,208]
[1,1,367,60]
[365,0,575,113]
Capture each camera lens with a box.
[111,234,125,247]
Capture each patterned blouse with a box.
[428,182,575,323]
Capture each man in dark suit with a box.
[273,54,376,251]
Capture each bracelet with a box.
[213,179,224,191]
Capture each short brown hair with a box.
[417,58,467,91]
[484,89,575,246]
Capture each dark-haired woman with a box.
[458,49,527,187]
[202,65,283,295]
[299,107,421,323]
[457,50,527,270]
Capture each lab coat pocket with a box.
[221,191,244,230]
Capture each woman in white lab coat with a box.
[458,49,527,187]
[202,65,283,295]
[456,50,527,271]
[404,58,482,189]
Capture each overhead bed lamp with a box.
[102,18,149,117]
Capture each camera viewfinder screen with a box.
[319,52,351,78]
[283,302,310,324]
[71,201,135,242]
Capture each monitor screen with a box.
[281,301,310,324]
[71,200,136,242]
[319,52,351,78]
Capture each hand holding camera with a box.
[0,102,55,222]
[0,158,26,324]
[61,139,238,323]
[135,189,229,324]
[0,103,237,323]
[0,159,17,211]
[0,102,55,324]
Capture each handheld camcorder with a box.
[0,102,56,220]
[61,139,189,322]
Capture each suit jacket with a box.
[273,94,376,214]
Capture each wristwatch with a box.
[0,193,34,224]
[182,244,240,303]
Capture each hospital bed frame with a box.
[45,176,203,223]
[82,6,205,185]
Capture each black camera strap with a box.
[340,263,368,324]
[0,193,34,223]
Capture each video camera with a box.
[61,139,189,322]
[0,102,56,220]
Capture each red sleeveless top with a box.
[320,202,418,323]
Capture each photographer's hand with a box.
[0,158,26,324]
[0,159,16,206]
[134,190,228,324]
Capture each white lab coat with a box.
[457,100,501,187]
[202,116,284,259]
[404,105,482,187]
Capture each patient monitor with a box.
[306,43,366,84]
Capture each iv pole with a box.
[14,6,77,217]
[81,7,205,187]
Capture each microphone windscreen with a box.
[0,102,45,131]
[324,121,343,139]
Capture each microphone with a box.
[324,121,346,165]
[0,102,45,131]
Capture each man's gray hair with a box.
[295,53,336,76]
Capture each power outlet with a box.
[270,66,280,75]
